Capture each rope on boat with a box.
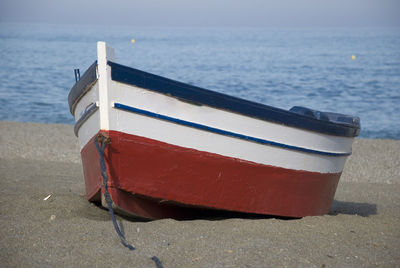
[94,133,165,267]
[151,256,164,268]
[94,134,135,251]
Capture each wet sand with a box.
[1,121,399,267]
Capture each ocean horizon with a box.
[1,23,399,139]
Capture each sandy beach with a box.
[0,121,399,267]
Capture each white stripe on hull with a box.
[77,110,100,149]
[74,82,99,121]
[74,81,101,149]
[110,81,353,155]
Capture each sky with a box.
[0,0,399,27]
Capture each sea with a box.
[0,23,399,139]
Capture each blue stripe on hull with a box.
[113,102,351,157]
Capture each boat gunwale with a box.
[107,61,359,137]
[68,60,360,137]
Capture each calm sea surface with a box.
[0,24,399,139]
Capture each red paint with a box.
[107,187,219,220]
[80,130,341,219]
[81,139,102,202]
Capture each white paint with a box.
[74,82,99,121]
[73,42,355,174]
[73,81,100,149]
[111,81,354,155]
[97,41,115,131]
[76,109,100,149]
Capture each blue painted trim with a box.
[108,61,360,137]
[74,102,99,136]
[113,102,351,157]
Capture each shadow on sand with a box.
[77,195,377,222]
[112,207,295,222]
[329,200,377,217]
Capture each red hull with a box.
[81,130,341,219]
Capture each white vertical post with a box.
[97,41,115,130]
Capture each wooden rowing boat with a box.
[68,42,360,219]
